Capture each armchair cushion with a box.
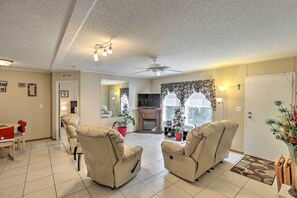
[161,140,185,156]
[123,145,143,162]
[62,114,80,126]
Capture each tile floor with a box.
[0,129,280,198]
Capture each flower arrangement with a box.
[265,101,297,145]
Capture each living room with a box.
[0,1,297,197]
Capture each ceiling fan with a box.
[133,57,182,76]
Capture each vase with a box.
[117,127,127,137]
[175,133,182,141]
[286,142,297,197]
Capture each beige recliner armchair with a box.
[101,106,113,118]
[214,120,239,165]
[61,114,80,154]
[76,125,143,189]
[161,120,238,182]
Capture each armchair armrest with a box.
[161,140,185,155]
[122,145,143,162]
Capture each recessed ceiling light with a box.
[0,59,13,66]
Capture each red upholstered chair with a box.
[15,120,27,150]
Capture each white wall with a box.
[80,72,100,125]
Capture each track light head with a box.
[108,44,112,54]
[93,52,99,61]
[102,48,107,56]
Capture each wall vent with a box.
[61,73,73,78]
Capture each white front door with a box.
[245,73,295,161]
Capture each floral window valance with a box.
[160,79,216,110]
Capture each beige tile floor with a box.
[0,129,279,198]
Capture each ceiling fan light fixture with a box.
[0,59,13,66]
[155,71,161,76]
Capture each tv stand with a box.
[137,108,162,134]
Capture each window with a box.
[185,92,212,127]
[163,92,180,121]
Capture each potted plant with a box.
[112,112,135,137]
[174,126,183,141]
[266,101,297,197]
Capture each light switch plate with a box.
[236,106,241,112]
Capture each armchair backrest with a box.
[184,121,224,158]
[101,106,108,113]
[214,120,239,164]
[61,114,80,138]
[186,121,224,178]
[76,125,124,187]
[17,120,27,133]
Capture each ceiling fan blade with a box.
[132,70,149,74]
[166,69,182,73]
[133,67,148,69]
[161,66,171,69]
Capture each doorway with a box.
[244,73,295,161]
[57,81,78,139]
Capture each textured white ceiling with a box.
[1,0,297,78]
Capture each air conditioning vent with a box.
[61,73,73,78]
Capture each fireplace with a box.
[143,119,157,130]
[137,108,162,133]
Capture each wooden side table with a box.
[0,138,15,160]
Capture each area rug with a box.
[230,155,276,185]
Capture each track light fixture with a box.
[93,43,112,61]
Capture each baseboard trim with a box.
[26,137,52,142]
[230,149,244,154]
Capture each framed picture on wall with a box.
[28,83,37,96]
[61,90,69,98]
[0,80,7,92]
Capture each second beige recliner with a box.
[161,120,238,182]
[61,114,81,154]
[76,125,143,188]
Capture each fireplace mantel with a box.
[137,108,162,134]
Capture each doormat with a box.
[230,155,275,185]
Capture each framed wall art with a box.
[61,90,69,98]
[28,83,37,96]
[0,81,8,92]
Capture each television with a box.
[138,93,161,108]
